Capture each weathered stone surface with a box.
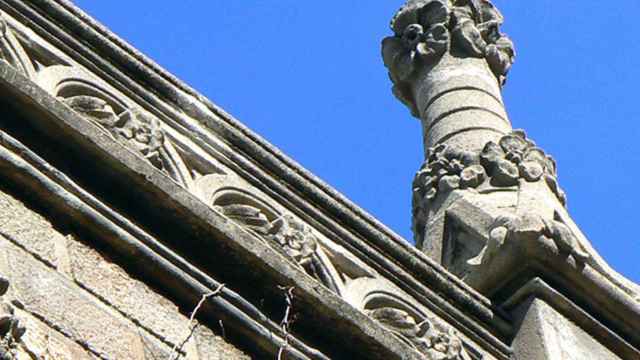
[0,188,69,270]
[0,184,251,359]
[67,235,251,359]
[0,10,512,358]
[1,0,636,358]
[0,238,147,359]
[512,298,621,360]
[67,236,188,345]
[193,325,252,360]
[12,309,94,360]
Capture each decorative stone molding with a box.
[62,97,166,169]
[0,13,198,191]
[366,307,471,360]
[412,130,568,247]
[384,1,640,316]
[213,187,347,295]
[470,212,590,270]
[383,0,514,116]
[33,64,197,190]
[0,14,36,80]
[413,130,565,211]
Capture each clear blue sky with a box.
[74,1,640,283]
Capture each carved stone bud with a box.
[459,165,486,189]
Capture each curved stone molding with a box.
[210,183,351,295]
[0,13,36,79]
[342,278,483,360]
[367,307,472,360]
[36,65,195,189]
[383,0,514,116]
[362,290,474,360]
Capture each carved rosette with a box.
[268,215,318,269]
[382,0,514,116]
[366,307,471,360]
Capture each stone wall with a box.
[0,187,249,359]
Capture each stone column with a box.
[382,0,640,301]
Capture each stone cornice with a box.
[501,279,640,359]
[0,7,509,357]
[0,0,518,349]
[0,64,422,359]
[3,0,480,299]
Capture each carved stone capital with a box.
[382,0,514,117]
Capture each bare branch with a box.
[169,283,225,360]
[277,286,295,360]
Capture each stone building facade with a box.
[0,0,636,359]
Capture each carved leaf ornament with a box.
[213,189,345,295]
[365,306,472,360]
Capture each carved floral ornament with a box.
[413,130,567,208]
[47,71,195,190]
[61,96,166,168]
[212,189,346,295]
[366,306,472,360]
[382,0,514,116]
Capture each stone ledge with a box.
[0,0,509,338]
[0,83,429,359]
[502,278,640,359]
[463,229,640,351]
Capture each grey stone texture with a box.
[512,298,621,360]
[0,0,634,359]
[0,189,250,359]
[0,11,509,357]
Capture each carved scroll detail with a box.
[37,65,195,189]
[62,97,166,169]
[0,14,36,79]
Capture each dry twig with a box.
[169,284,225,360]
[277,286,295,360]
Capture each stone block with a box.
[67,235,187,345]
[0,238,148,359]
[512,298,621,360]
[0,189,69,272]
[12,309,94,360]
